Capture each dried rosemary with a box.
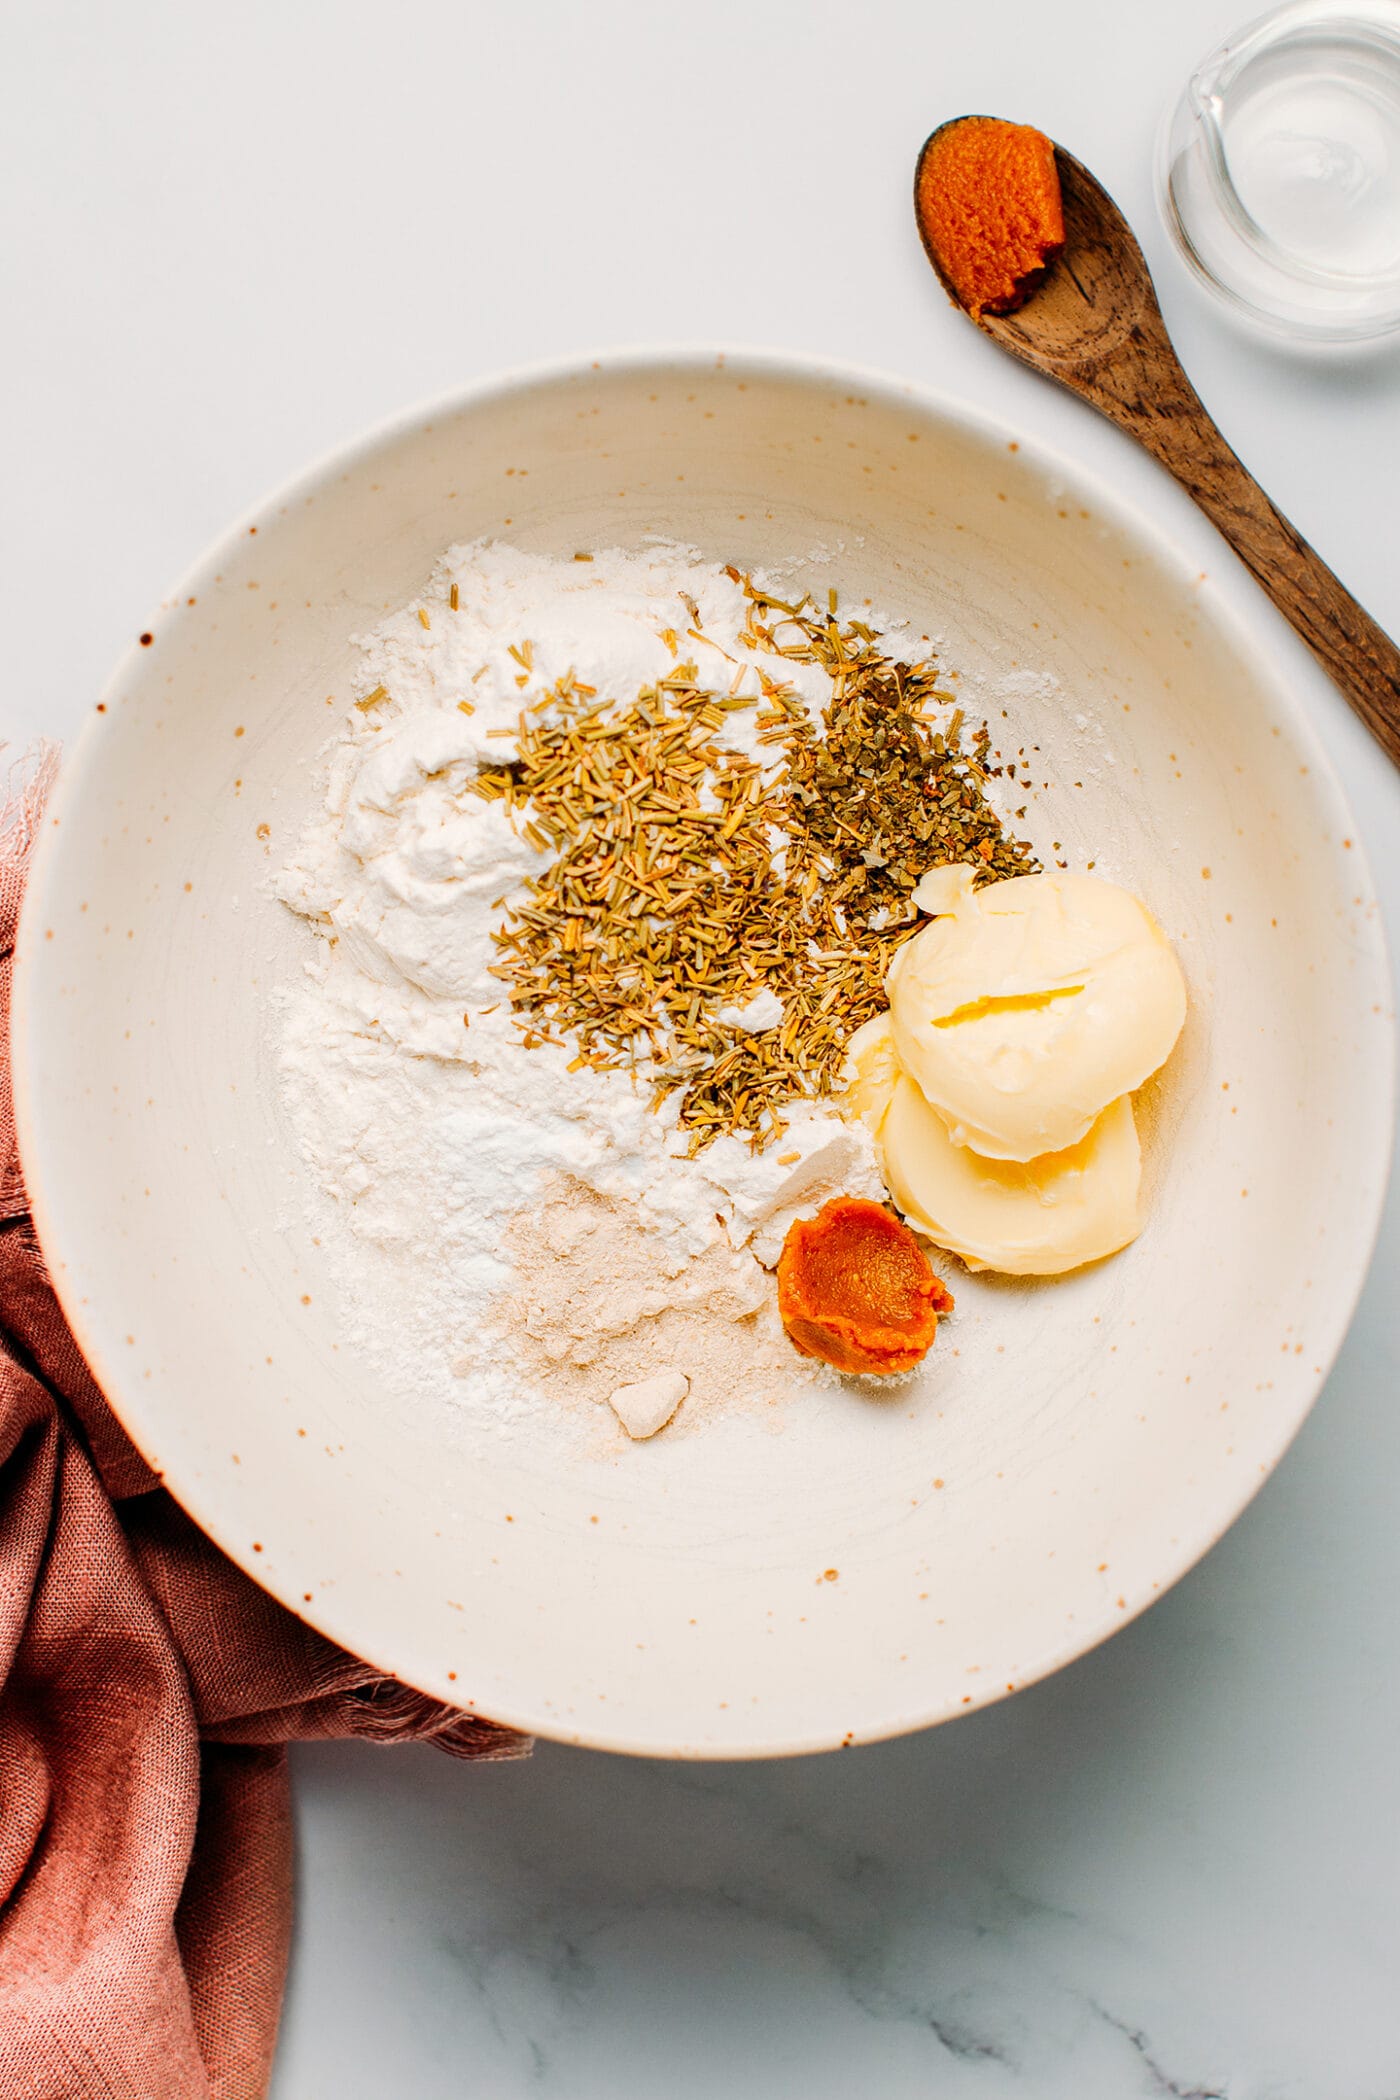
[482,574,1037,1150]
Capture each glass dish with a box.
[1158,0,1400,342]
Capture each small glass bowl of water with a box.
[1158,0,1400,342]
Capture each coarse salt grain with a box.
[606,1371,690,1440]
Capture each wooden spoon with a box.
[914,124,1400,768]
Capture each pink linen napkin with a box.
[0,749,529,2100]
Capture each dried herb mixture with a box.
[479,574,1038,1149]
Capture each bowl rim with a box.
[12,341,1397,1757]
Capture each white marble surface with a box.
[4,0,1399,2093]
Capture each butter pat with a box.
[886,865,1186,1162]
[881,1076,1141,1274]
[606,1371,689,1439]
[845,1012,902,1138]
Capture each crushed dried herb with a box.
[734,572,1038,916]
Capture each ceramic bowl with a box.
[13,349,1393,1756]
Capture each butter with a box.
[848,867,1186,1277]
[880,1076,1141,1274]
[885,865,1186,1163]
[845,1012,903,1138]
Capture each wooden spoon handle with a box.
[1081,347,1400,767]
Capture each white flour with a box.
[273,541,887,1441]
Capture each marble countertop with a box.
[5,1,1398,2092]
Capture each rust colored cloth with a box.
[0,750,528,2099]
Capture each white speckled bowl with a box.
[13,349,1394,1756]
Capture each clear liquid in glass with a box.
[1159,3,1400,340]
